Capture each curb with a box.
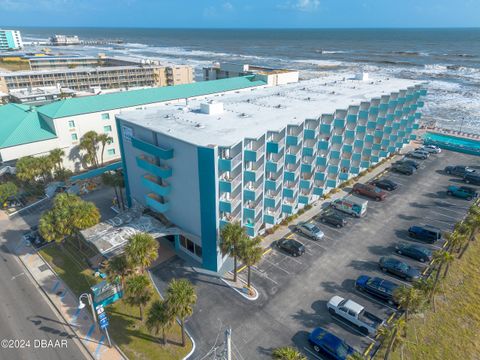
[16,246,96,360]
[220,274,259,301]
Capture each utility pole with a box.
[225,328,232,360]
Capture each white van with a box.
[331,195,368,217]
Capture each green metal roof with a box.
[38,76,266,119]
[0,104,57,149]
[0,76,266,149]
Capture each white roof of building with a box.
[117,74,423,147]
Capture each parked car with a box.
[447,185,478,200]
[408,225,442,243]
[396,159,420,169]
[353,183,387,201]
[327,295,385,336]
[414,148,431,157]
[379,257,421,281]
[464,173,480,185]
[369,178,398,191]
[276,238,305,257]
[444,165,475,177]
[296,222,325,240]
[317,210,347,228]
[422,144,441,153]
[355,275,399,306]
[390,163,415,175]
[406,150,428,160]
[417,146,438,154]
[308,327,359,360]
[331,195,368,217]
[395,243,432,263]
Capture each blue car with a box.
[308,327,358,360]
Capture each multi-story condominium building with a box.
[203,62,299,86]
[0,76,265,171]
[27,55,142,71]
[116,75,427,272]
[0,29,23,50]
[0,65,194,93]
[50,35,81,45]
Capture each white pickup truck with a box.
[327,295,385,336]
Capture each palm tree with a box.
[271,346,306,360]
[49,148,65,171]
[125,233,159,273]
[125,274,152,321]
[459,213,480,257]
[393,285,422,322]
[106,254,131,290]
[15,156,42,183]
[377,318,406,360]
[220,222,248,282]
[97,133,113,166]
[102,171,125,210]
[239,236,263,288]
[146,300,175,345]
[166,278,197,347]
[79,131,100,168]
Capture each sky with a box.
[0,0,479,28]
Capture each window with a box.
[68,120,75,128]
[101,113,110,120]
[107,149,116,156]
[103,125,112,132]
[71,133,78,141]
[179,236,202,258]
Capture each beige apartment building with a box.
[0,65,194,93]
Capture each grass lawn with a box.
[40,243,192,360]
[0,60,30,71]
[377,235,480,360]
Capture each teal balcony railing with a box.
[145,193,169,213]
[142,175,171,196]
[136,156,172,178]
[132,137,173,160]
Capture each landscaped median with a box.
[39,242,192,360]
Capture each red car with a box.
[352,183,387,201]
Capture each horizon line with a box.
[5,26,480,30]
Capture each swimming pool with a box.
[423,132,480,155]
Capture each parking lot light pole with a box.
[78,293,97,326]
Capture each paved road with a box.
[151,150,479,360]
[0,212,87,360]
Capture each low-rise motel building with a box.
[115,74,427,272]
[0,76,266,171]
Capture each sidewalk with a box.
[16,239,125,360]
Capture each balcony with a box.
[265,171,282,191]
[244,144,265,162]
[131,137,173,160]
[136,156,172,178]
[142,175,171,196]
[244,163,264,183]
[304,128,317,140]
[145,193,169,213]
[219,171,242,193]
[219,195,241,213]
[266,137,285,154]
[244,213,263,237]
[218,151,242,172]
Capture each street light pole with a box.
[78,293,97,326]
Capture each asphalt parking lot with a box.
[150,150,479,360]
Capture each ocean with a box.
[18,27,480,133]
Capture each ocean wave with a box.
[391,51,428,56]
[314,50,348,54]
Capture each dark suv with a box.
[464,172,480,185]
[408,225,442,243]
[444,165,475,177]
[317,210,347,228]
[390,163,415,175]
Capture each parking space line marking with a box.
[364,342,375,357]
[261,257,291,275]
[330,316,375,341]
[303,346,322,360]
[435,199,470,210]
[428,209,461,221]
[386,312,396,324]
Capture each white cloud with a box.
[278,0,320,12]
[0,0,81,12]
[203,2,235,17]
[222,2,234,11]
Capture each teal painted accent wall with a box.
[116,119,132,207]
[131,137,173,159]
[197,147,219,272]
